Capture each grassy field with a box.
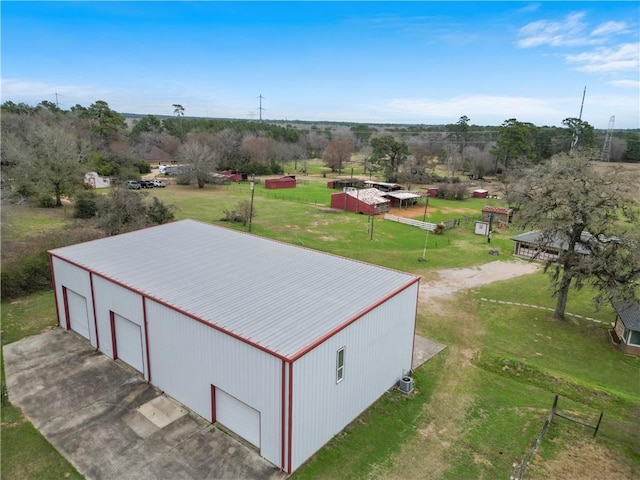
[2,173,639,479]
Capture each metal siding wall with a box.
[145,300,283,468]
[92,276,146,375]
[51,257,96,347]
[290,283,418,472]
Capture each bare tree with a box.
[322,138,352,174]
[178,139,218,188]
[240,136,277,166]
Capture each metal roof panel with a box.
[49,220,419,358]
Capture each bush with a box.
[147,197,175,225]
[73,190,104,219]
[136,160,151,174]
[1,227,104,299]
[436,183,468,200]
[36,195,57,208]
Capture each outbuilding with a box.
[48,220,419,473]
[473,189,489,198]
[363,180,404,192]
[84,172,111,189]
[612,299,640,356]
[481,206,513,225]
[264,175,296,189]
[383,191,422,209]
[330,188,390,215]
[512,230,594,262]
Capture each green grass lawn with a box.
[1,291,80,480]
[2,178,639,479]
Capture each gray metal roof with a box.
[50,220,419,359]
[511,230,593,255]
[613,299,640,331]
[384,192,421,200]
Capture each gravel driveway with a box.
[419,260,540,304]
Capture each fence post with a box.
[593,411,603,438]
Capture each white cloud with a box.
[609,79,640,89]
[515,3,542,15]
[1,78,108,106]
[384,95,562,123]
[516,12,601,48]
[591,21,629,37]
[381,94,639,128]
[565,43,640,73]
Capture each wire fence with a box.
[515,394,603,480]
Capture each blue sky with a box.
[2,1,639,128]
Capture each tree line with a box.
[2,100,639,203]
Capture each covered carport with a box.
[383,191,422,209]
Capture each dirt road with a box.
[418,260,540,304]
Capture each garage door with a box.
[113,313,144,373]
[66,289,90,340]
[216,388,260,448]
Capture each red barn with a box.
[265,176,296,189]
[330,188,390,215]
[473,189,489,198]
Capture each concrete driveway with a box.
[3,328,282,480]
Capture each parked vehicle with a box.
[127,180,141,189]
[153,180,167,188]
[140,180,155,188]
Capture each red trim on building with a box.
[110,311,118,360]
[289,276,420,361]
[410,281,420,370]
[49,254,61,327]
[142,297,152,383]
[89,273,100,350]
[211,385,217,423]
[287,361,294,474]
[280,359,286,471]
[49,253,288,362]
[62,287,71,330]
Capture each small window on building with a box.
[336,347,345,383]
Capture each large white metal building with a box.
[48,219,420,473]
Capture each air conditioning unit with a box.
[398,376,414,393]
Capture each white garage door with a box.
[114,314,144,373]
[66,289,90,340]
[216,388,260,448]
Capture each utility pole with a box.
[258,94,265,122]
[248,181,255,232]
[422,195,429,223]
[53,92,63,107]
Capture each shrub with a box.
[136,160,151,174]
[436,183,468,200]
[147,197,175,225]
[1,226,104,299]
[36,195,57,208]
[73,190,104,219]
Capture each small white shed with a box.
[48,220,419,473]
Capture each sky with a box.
[1,1,639,129]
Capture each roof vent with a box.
[398,376,414,393]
